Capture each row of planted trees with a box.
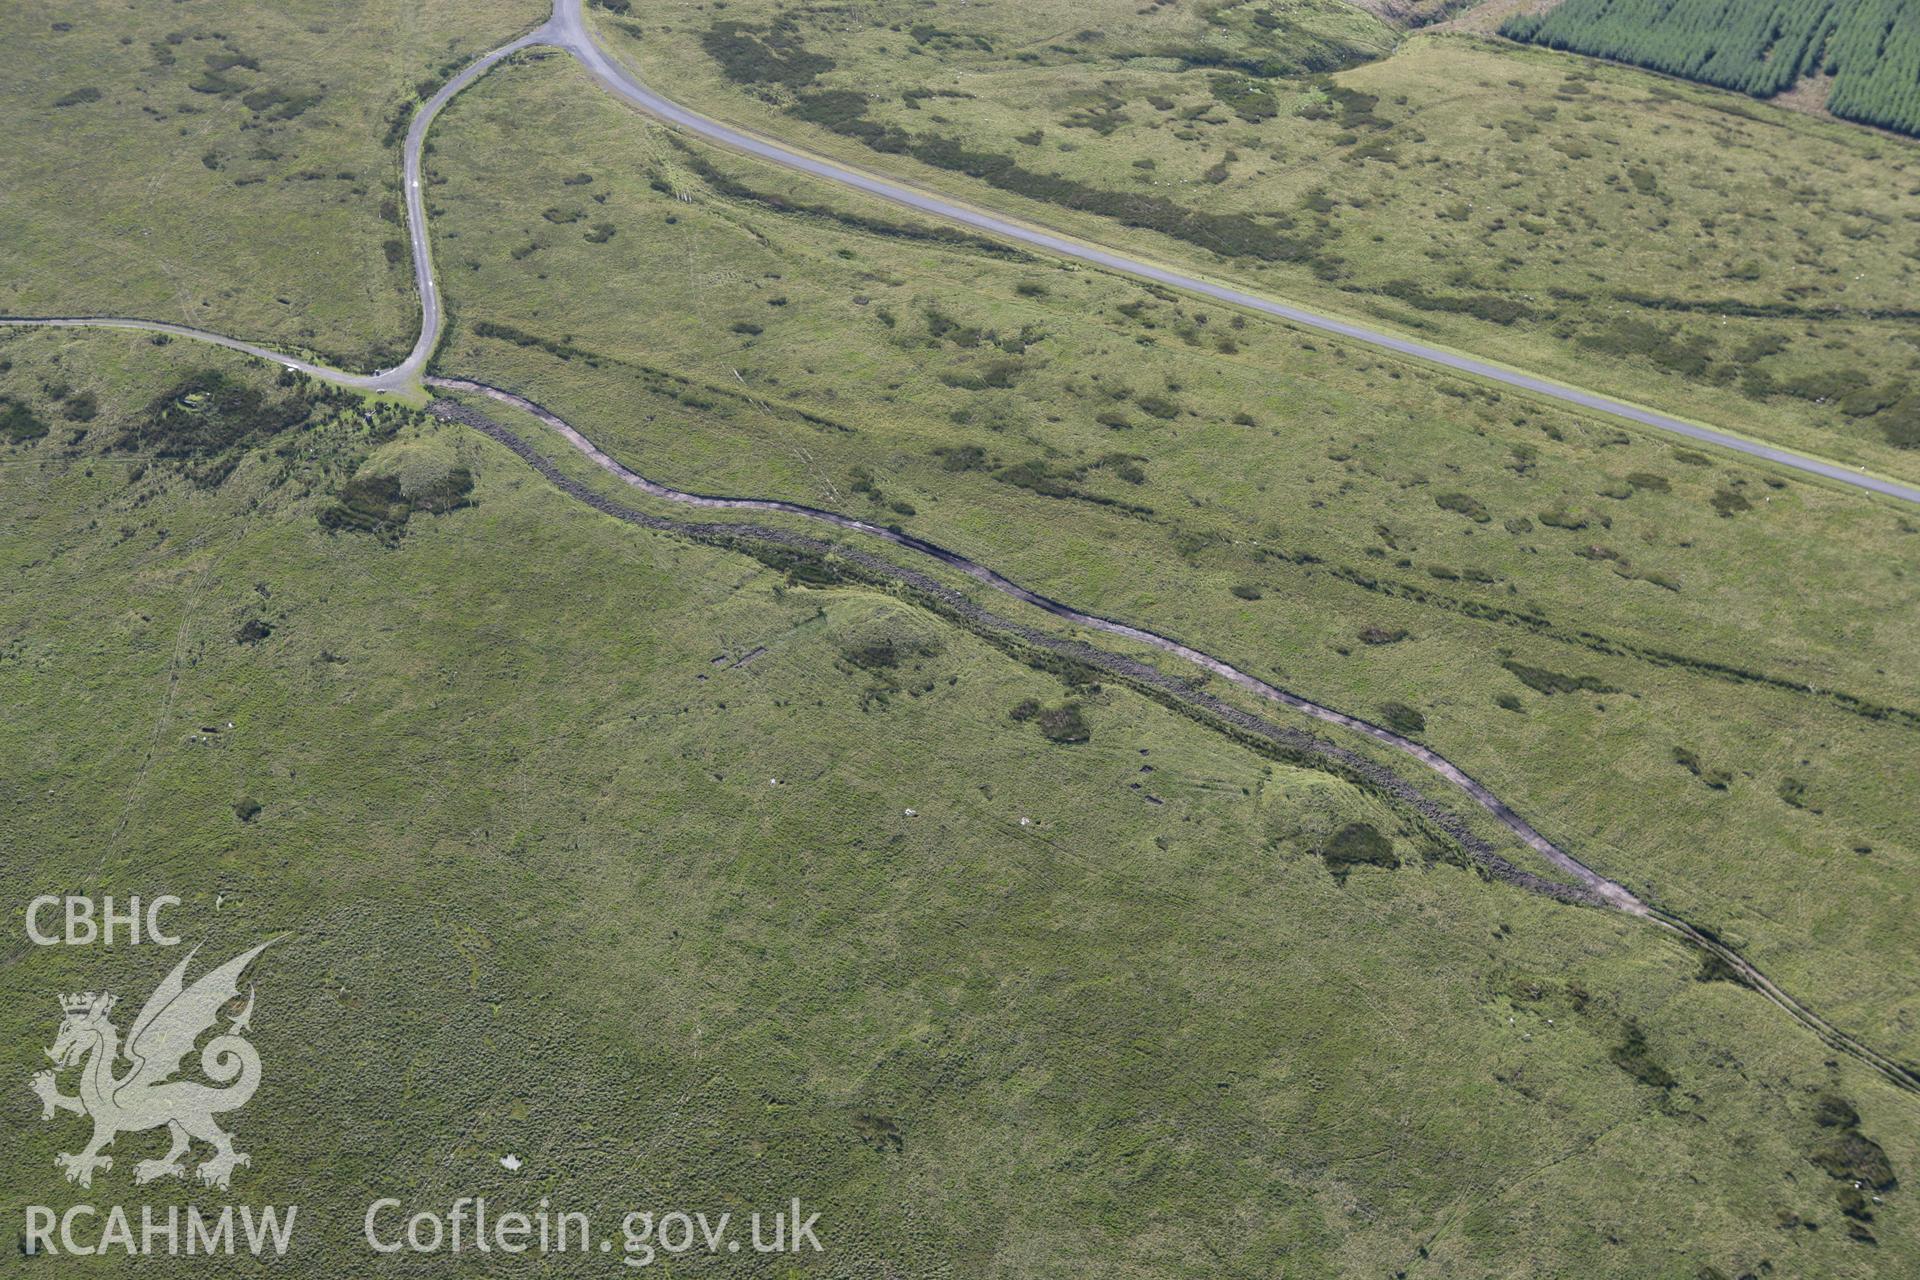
[1503,0,1920,138]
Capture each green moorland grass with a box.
[3,329,1917,1276]
[421,54,1920,1066]
[586,0,1920,480]
[0,0,547,368]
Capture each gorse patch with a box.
[1609,1020,1676,1089]
[319,467,475,543]
[1435,492,1490,522]
[751,38,1336,266]
[701,20,834,89]
[666,139,1027,260]
[0,396,50,444]
[119,370,323,485]
[992,454,1152,514]
[1377,702,1426,736]
[1319,822,1399,880]
[1036,703,1090,744]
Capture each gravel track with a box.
[425,381,1612,907]
[3,0,1914,1097]
[428,378,1920,1096]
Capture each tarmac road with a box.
[3,4,1914,1096]
[546,0,1920,507]
[7,0,1917,506]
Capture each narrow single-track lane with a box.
[3,26,545,394]
[3,0,1916,1097]
[0,314,393,390]
[8,0,1917,507]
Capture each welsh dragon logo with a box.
[30,940,273,1191]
